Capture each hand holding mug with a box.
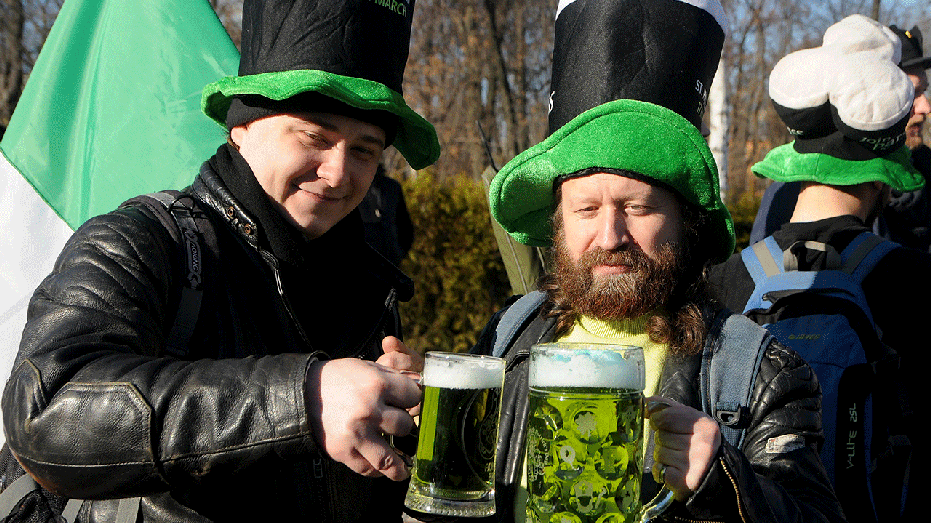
[646,397,722,501]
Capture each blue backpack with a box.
[740,232,911,523]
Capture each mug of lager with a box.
[404,352,505,517]
[526,343,672,523]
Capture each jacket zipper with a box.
[260,250,317,352]
[349,288,398,359]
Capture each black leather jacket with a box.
[471,302,846,523]
[2,150,414,522]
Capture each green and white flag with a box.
[0,0,239,440]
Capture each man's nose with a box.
[595,213,630,251]
[317,147,352,187]
[914,93,930,118]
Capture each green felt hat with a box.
[201,0,439,170]
[489,99,736,262]
[752,142,923,191]
[489,0,735,262]
[202,71,439,170]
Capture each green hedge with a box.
[398,172,512,353]
[728,193,762,252]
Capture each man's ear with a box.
[229,124,249,149]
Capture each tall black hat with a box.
[548,0,725,132]
[201,0,439,169]
[489,0,736,261]
[890,25,931,70]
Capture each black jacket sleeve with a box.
[671,341,845,523]
[1,206,316,499]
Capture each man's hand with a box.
[305,358,422,481]
[377,336,424,416]
[377,336,424,374]
[645,396,721,501]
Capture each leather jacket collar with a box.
[188,146,413,302]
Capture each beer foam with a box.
[423,354,504,389]
[529,345,645,390]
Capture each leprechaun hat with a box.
[488,0,736,261]
[753,15,922,192]
[202,0,439,170]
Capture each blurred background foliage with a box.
[398,171,511,352]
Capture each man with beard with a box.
[710,16,930,522]
[467,1,844,522]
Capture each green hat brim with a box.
[489,99,735,261]
[202,70,440,170]
[752,142,924,192]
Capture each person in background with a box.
[749,24,930,249]
[711,15,928,522]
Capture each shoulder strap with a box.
[838,231,898,281]
[133,191,208,357]
[0,473,38,516]
[493,291,547,358]
[700,310,772,450]
[741,236,784,283]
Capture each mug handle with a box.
[639,487,675,523]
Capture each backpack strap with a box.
[839,232,898,281]
[493,291,547,358]
[62,498,82,522]
[741,236,784,283]
[129,191,210,357]
[0,474,38,516]
[700,310,772,449]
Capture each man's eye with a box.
[302,132,329,147]
[352,146,379,160]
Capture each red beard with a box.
[553,230,684,321]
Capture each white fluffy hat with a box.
[769,14,913,154]
[752,14,923,192]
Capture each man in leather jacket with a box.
[474,1,845,521]
[1,0,439,521]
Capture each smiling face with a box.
[231,112,386,239]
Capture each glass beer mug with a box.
[525,343,673,523]
[404,352,506,517]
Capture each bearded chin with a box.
[554,241,682,321]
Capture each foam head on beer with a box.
[423,353,504,389]
[529,343,645,390]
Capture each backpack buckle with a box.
[714,404,751,428]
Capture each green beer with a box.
[527,386,644,523]
[405,352,505,517]
[526,344,646,523]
